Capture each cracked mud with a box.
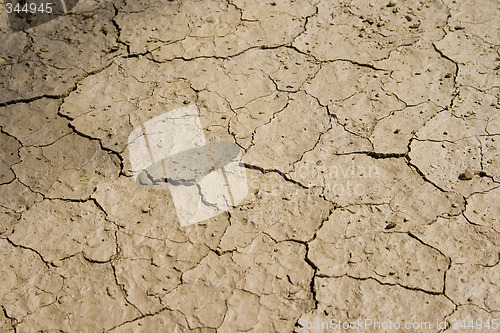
[0,0,499,332]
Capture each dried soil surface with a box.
[0,0,499,332]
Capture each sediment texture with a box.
[0,0,498,331]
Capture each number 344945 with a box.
[451,319,499,330]
[5,2,54,14]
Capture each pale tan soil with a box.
[0,0,499,332]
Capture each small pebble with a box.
[458,169,474,180]
[385,222,397,229]
[387,1,397,7]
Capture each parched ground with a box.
[0,0,499,332]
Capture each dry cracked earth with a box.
[0,0,499,332]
